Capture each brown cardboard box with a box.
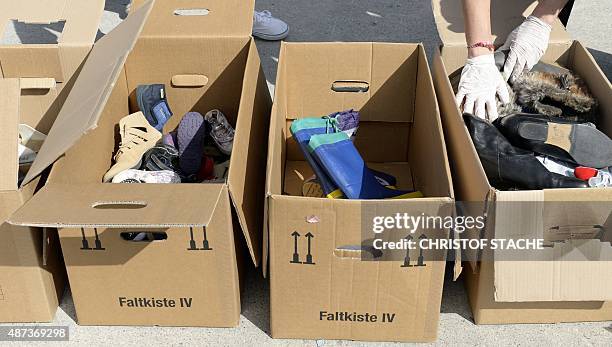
[431,0,612,324]
[265,42,455,342]
[8,0,272,327]
[0,0,104,323]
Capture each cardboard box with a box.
[431,0,612,324]
[8,0,272,327]
[0,0,104,322]
[265,42,455,342]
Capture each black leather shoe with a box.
[464,114,589,190]
[494,113,612,169]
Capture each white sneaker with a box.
[253,10,289,41]
[111,169,181,184]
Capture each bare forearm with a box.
[462,0,492,58]
[531,0,569,25]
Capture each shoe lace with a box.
[116,130,149,159]
[213,122,234,144]
[254,10,272,24]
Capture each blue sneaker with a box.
[308,132,423,200]
[136,84,173,131]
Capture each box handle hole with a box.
[334,244,382,259]
[120,232,167,242]
[173,8,210,16]
[92,201,148,210]
[331,80,369,93]
[171,74,209,88]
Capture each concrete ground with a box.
[2,1,611,346]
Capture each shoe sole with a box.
[519,121,612,168]
[252,27,289,41]
[103,159,142,182]
[178,114,206,175]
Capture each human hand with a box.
[455,54,511,121]
[501,15,552,83]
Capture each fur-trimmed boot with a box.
[450,50,598,123]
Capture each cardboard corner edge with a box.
[0,78,20,192]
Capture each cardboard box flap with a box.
[0,0,104,80]
[282,42,418,123]
[226,40,272,267]
[0,79,20,192]
[493,190,612,302]
[131,0,254,38]
[20,0,155,187]
[431,0,571,47]
[8,183,225,228]
[0,0,103,46]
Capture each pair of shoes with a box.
[464,113,588,189]
[103,111,162,182]
[252,10,289,41]
[176,110,234,177]
[495,113,612,169]
[135,84,174,131]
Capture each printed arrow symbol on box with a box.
[417,234,427,266]
[305,232,314,254]
[304,232,316,265]
[401,234,414,267]
[290,231,303,264]
[292,231,300,254]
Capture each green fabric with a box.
[290,118,328,133]
[307,132,349,152]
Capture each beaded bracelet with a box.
[467,41,495,51]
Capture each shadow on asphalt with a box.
[240,267,271,336]
[587,48,612,83]
[59,287,79,323]
[440,263,474,323]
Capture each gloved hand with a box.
[501,15,552,83]
[455,54,511,121]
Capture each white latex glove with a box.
[501,15,552,83]
[455,54,511,121]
